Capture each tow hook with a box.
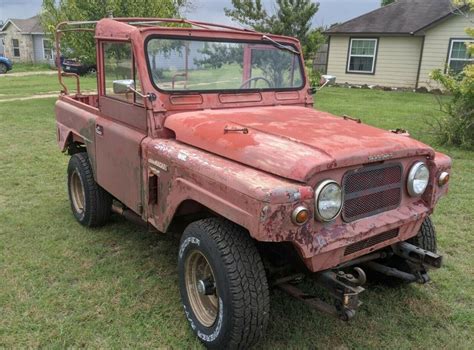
[275,267,366,321]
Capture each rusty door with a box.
[95,41,147,214]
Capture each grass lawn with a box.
[8,62,53,73]
[0,83,473,348]
[0,75,97,100]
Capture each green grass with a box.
[9,62,53,73]
[0,75,97,100]
[0,87,473,348]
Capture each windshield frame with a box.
[144,34,306,94]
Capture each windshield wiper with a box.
[262,35,300,55]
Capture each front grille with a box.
[342,163,402,222]
[344,229,399,256]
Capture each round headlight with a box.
[315,180,342,222]
[407,162,429,196]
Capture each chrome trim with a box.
[314,179,342,222]
[291,206,310,226]
[407,161,429,197]
[438,171,449,186]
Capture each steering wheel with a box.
[240,76,272,89]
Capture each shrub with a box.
[431,66,474,149]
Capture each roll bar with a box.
[54,18,257,95]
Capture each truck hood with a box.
[164,106,434,182]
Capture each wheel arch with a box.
[161,185,257,239]
[57,125,97,178]
[61,131,88,155]
[167,198,255,234]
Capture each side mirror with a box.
[320,75,336,86]
[113,79,135,94]
[309,75,336,95]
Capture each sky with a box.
[0,0,380,28]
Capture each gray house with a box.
[0,15,53,63]
[325,0,473,89]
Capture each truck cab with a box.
[55,18,451,349]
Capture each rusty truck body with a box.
[55,18,451,349]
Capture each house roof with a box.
[326,0,457,35]
[0,15,44,34]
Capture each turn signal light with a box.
[292,206,310,225]
[438,172,450,186]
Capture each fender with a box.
[144,139,312,237]
[55,97,98,176]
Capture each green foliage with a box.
[224,0,325,59]
[40,0,189,64]
[431,66,474,149]
[197,43,244,69]
[381,0,396,6]
[195,41,302,88]
[305,61,321,88]
[452,0,474,54]
[430,0,473,149]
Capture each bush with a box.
[431,65,474,149]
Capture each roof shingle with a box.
[2,15,44,33]
[326,0,455,35]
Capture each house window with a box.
[347,38,378,74]
[43,39,53,60]
[447,39,473,74]
[12,38,20,57]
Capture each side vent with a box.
[148,174,158,204]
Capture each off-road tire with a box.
[178,218,270,349]
[0,63,7,74]
[407,216,437,253]
[67,153,112,227]
[369,216,437,285]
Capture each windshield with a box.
[146,37,304,92]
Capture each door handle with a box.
[96,124,104,136]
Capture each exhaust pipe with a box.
[112,203,148,227]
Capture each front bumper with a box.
[256,153,451,273]
[301,202,428,271]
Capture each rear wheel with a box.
[67,153,112,227]
[178,218,270,349]
[0,63,7,74]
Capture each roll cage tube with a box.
[55,21,97,95]
[54,18,302,95]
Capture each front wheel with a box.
[87,66,97,75]
[178,218,270,349]
[407,216,437,253]
[0,63,8,74]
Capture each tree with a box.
[41,0,189,64]
[224,0,325,59]
[381,0,396,6]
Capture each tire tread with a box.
[185,218,269,349]
[68,153,111,227]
